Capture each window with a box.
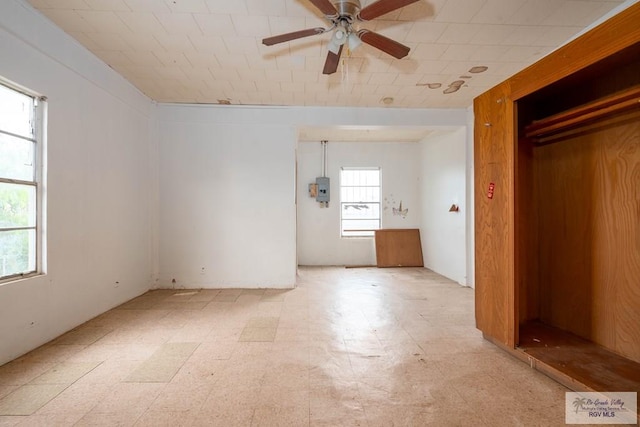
[340,168,381,237]
[0,81,44,281]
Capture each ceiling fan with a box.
[262,0,419,75]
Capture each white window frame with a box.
[0,79,46,283]
[340,167,381,238]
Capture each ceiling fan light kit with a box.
[262,0,419,75]
[348,33,363,51]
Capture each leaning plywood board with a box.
[375,229,424,267]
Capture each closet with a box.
[474,3,640,391]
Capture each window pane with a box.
[342,219,380,230]
[340,170,352,186]
[341,203,380,220]
[342,229,375,237]
[0,133,35,181]
[0,85,34,139]
[341,186,380,203]
[0,229,36,276]
[340,168,381,237]
[0,183,36,228]
[361,170,380,186]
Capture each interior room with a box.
[0,0,638,425]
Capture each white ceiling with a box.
[26,0,625,109]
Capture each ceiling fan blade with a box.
[358,0,420,21]
[357,30,410,59]
[323,45,343,75]
[262,27,326,46]
[308,0,339,16]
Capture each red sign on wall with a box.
[487,182,495,199]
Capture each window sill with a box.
[0,272,45,286]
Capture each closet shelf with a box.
[524,85,640,140]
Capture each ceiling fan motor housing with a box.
[332,0,361,18]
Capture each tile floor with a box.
[0,267,574,426]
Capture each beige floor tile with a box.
[148,381,212,412]
[154,301,209,311]
[0,267,576,426]
[125,358,185,383]
[0,363,56,387]
[262,367,309,390]
[188,290,221,302]
[108,343,162,362]
[75,411,140,426]
[261,291,288,302]
[75,360,142,385]
[170,358,224,384]
[14,411,85,426]
[269,341,310,356]
[192,410,255,427]
[29,361,101,385]
[154,311,201,329]
[309,418,367,427]
[65,343,122,363]
[14,345,86,364]
[251,405,310,426]
[197,386,260,424]
[257,386,309,409]
[136,328,182,344]
[212,292,241,303]
[239,328,277,343]
[134,410,197,426]
[125,342,199,383]
[246,317,280,328]
[310,378,361,400]
[168,326,213,343]
[0,388,17,402]
[215,367,267,388]
[118,296,163,310]
[188,341,236,361]
[0,385,68,416]
[153,343,200,360]
[310,394,367,426]
[90,383,165,415]
[275,327,310,342]
[0,416,23,426]
[35,382,111,415]
[479,401,566,427]
[95,328,143,345]
[359,377,438,407]
[53,327,112,346]
[233,342,276,358]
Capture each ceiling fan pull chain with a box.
[341,57,347,84]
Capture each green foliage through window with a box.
[0,80,40,280]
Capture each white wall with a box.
[419,127,468,285]
[297,141,421,266]
[157,106,298,288]
[156,105,467,288]
[0,0,155,365]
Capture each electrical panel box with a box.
[316,177,330,202]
